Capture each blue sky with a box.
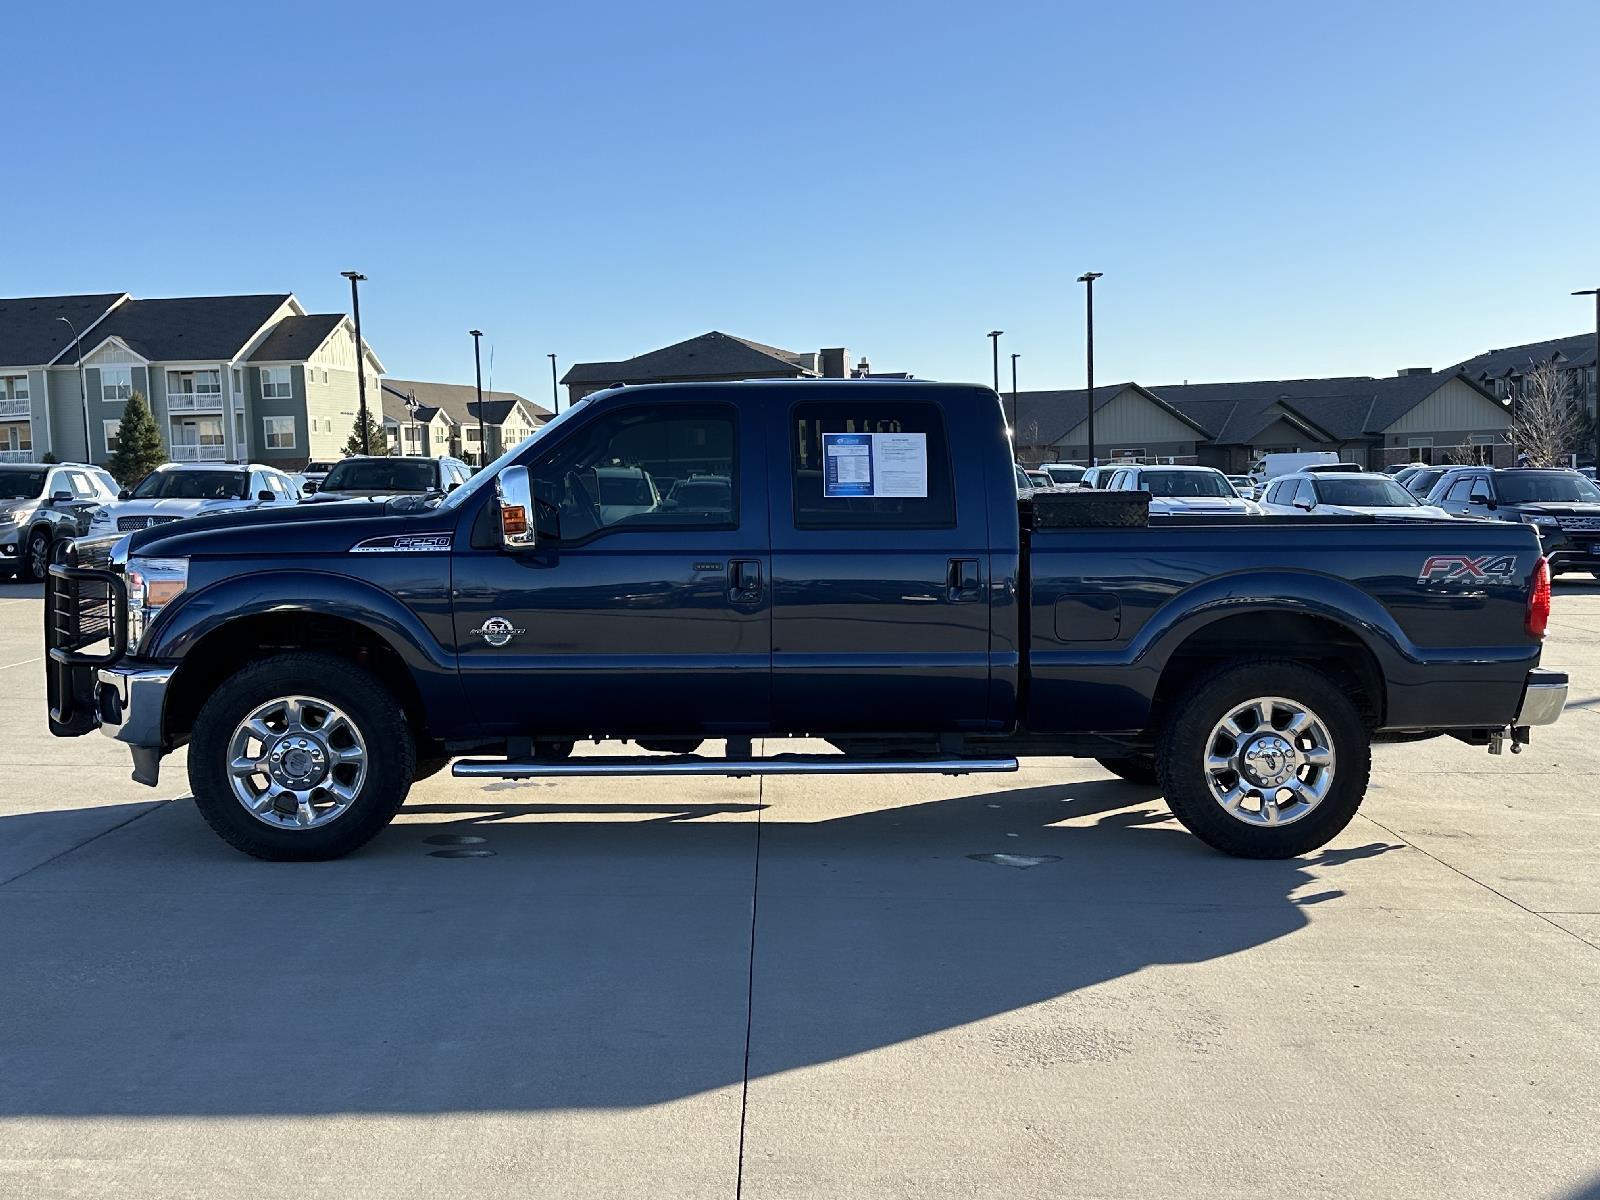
[4,0,1596,403]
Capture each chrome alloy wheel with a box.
[1202,695,1336,827]
[226,695,369,830]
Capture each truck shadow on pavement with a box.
[0,780,1397,1117]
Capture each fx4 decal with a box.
[1417,554,1519,586]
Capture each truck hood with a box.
[1513,502,1600,517]
[1319,503,1455,520]
[305,487,437,502]
[1148,495,1258,514]
[0,499,37,521]
[123,494,447,558]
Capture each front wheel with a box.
[189,652,415,860]
[19,528,50,583]
[1157,660,1370,859]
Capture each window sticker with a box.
[822,432,927,498]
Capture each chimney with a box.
[852,355,872,378]
[1398,367,1433,377]
[819,347,851,378]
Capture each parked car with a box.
[305,455,472,500]
[84,463,300,539]
[1014,464,1036,498]
[1025,469,1056,491]
[1400,465,1448,499]
[1105,463,1260,514]
[46,379,1563,864]
[298,460,339,491]
[1384,462,1429,477]
[1258,472,1453,520]
[1249,451,1344,481]
[0,463,118,582]
[1226,475,1258,500]
[1078,465,1116,489]
[1425,466,1600,578]
[1041,463,1086,488]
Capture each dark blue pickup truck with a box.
[46,380,1566,861]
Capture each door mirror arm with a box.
[496,465,537,551]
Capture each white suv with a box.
[1105,464,1260,514]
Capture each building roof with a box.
[1155,370,1499,442]
[1011,382,1210,446]
[68,294,292,363]
[248,314,346,362]
[1452,333,1596,378]
[381,378,551,428]
[561,331,815,386]
[0,293,127,366]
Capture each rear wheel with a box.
[19,528,50,584]
[189,652,415,860]
[1096,754,1159,785]
[1157,660,1369,859]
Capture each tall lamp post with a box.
[1575,288,1600,471]
[1077,272,1103,465]
[1010,352,1021,452]
[470,330,486,466]
[55,316,90,460]
[987,331,1004,441]
[548,352,560,415]
[341,271,369,454]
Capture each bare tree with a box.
[1509,362,1588,467]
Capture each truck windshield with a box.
[0,468,46,500]
[436,396,594,513]
[1141,470,1235,498]
[1316,478,1418,507]
[131,471,248,500]
[322,459,437,492]
[1497,473,1600,504]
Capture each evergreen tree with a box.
[107,392,167,485]
[344,410,389,457]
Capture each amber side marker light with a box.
[501,505,529,536]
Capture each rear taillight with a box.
[1526,556,1551,639]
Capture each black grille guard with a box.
[45,538,129,736]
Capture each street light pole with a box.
[987,331,1004,439]
[341,271,369,454]
[1575,288,1600,471]
[1010,352,1020,452]
[470,330,486,466]
[548,352,559,415]
[55,316,90,461]
[1077,272,1103,465]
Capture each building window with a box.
[100,366,132,402]
[103,419,123,452]
[3,424,33,452]
[0,375,29,418]
[260,367,292,400]
[167,369,222,407]
[263,416,296,449]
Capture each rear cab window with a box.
[788,399,955,529]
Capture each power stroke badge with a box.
[470,616,526,647]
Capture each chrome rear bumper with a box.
[1515,669,1568,728]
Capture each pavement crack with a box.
[0,799,171,890]
[1358,812,1600,953]
[734,772,764,1200]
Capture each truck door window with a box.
[790,400,954,529]
[528,403,736,542]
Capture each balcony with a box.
[167,391,224,412]
[171,443,227,462]
[0,449,35,463]
[0,399,30,420]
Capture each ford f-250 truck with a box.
[45,380,1567,862]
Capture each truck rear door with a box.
[766,392,995,733]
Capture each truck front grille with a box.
[1558,517,1600,533]
[51,538,118,650]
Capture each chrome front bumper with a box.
[1515,669,1568,728]
[95,663,173,786]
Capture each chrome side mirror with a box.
[496,465,536,551]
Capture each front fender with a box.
[141,569,463,734]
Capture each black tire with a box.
[1157,659,1370,859]
[189,652,415,861]
[19,528,50,584]
[636,737,704,754]
[414,756,452,781]
[1096,754,1160,786]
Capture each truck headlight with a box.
[1519,514,1559,527]
[125,556,188,648]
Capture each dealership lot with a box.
[2,579,1599,1199]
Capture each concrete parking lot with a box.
[2,578,1599,1200]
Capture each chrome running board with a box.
[451,754,1019,779]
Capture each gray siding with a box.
[1385,378,1511,437]
[249,365,308,466]
[45,368,88,461]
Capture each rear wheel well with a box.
[163,612,430,749]
[1152,612,1385,733]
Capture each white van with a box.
[1250,451,1347,482]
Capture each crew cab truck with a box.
[46,381,1567,862]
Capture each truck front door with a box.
[766,395,994,734]
[451,396,770,738]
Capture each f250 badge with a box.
[1417,554,1519,586]
[470,616,526,647]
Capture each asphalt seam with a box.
[0,799,171,890]
[0,656,42,671]
[1358,811,1600,954]
[734,772,764,1200]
